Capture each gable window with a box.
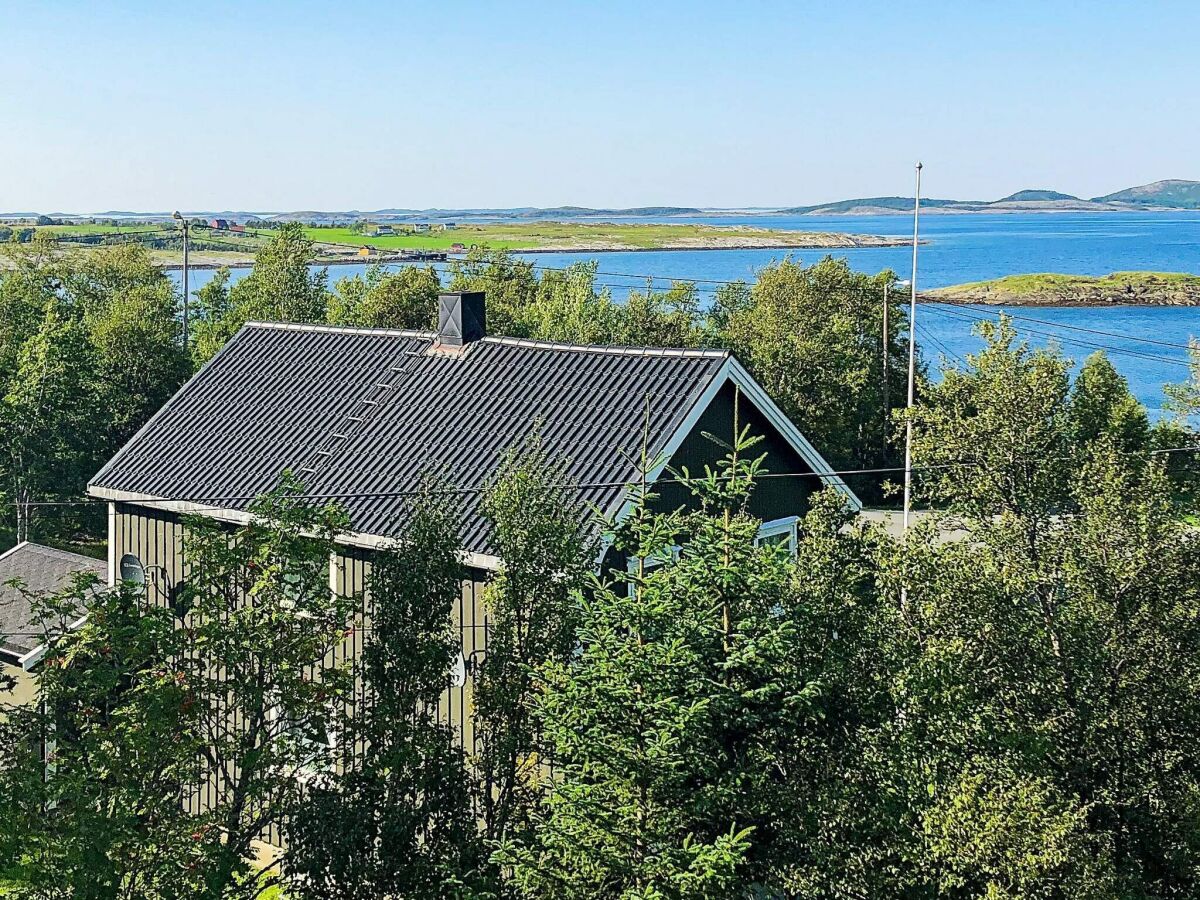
[755,517,799,557]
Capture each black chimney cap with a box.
[437,291,486,347]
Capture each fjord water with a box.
[175,211,1200,415]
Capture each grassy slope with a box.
[287,221,889,252]
[27,221,901,255]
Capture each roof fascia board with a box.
[17,613,88,671]
[595,356,862,565]
[0,541,29,565]
[91,487,502,573]
[594,357,735,567]
[725,357,863,510]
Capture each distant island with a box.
[927,272,1200,307]
[4,180,1198,226]
[783,179,1200,215]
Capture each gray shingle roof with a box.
[0,542,105,658]
[90,322,730,556]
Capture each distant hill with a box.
[782,180,1199,215]
[997,189,1079,202]
[7,183,1200,223]
[781,197,968,215]
[1091,179,1200,209]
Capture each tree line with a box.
[4,222,1198,548]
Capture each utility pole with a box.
[882,280,889,423]
[173,210,190,351]
[902,163,923,532]
[883,278,911,438]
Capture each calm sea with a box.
[171,211,1200,416]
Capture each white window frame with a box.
[755,516,800,557]
[626,545,681,597]
[268,693,338,783]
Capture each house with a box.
[1,542,106,709]
[208,218,229,230]
[228,224,246,234]
[365,224,393,236]
[357,246,373,257]
[449,242,467,253]
[87,290,857,755]
[410,223,430,233]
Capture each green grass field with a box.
[40,223,166,236]
[293,225,522,251]
[20,219,902,258]
[934,271,1200,297]
[286,220,896,252]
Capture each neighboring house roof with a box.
[0,542,105,666]
[89,318,857,564]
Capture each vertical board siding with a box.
[116,506,494,849]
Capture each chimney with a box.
[437,291,486,347]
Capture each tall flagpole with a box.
[902,162,923,532]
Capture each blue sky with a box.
[2,1,1196,212]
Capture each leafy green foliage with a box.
[473,443,595,846]
[190,225,329,367]
[190,268,236,368]
[904,316,1164,520]
[719,257,910,497]
[0,298,103,543]
[1067,351,1150,451]
[1165,339,1200,425]
[285,487,487,898]
[0,243,188,543]
[226,223,328,325]
[87,282,189,450]
[328,264,441,330]
[886,446,1200,897]
[0,574,207,899]
[175,477,358,898]
[888,324,1200,897]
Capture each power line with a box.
[203,226,1200,343]
[924,303,1195,369]
[915,320,967,367]
[928,301,1200,354]
[7,445,1200,513]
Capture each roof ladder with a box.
[291,345,428,486]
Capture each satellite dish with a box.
[168,581,191,619]
[119,554,146,586]
[449,652,467,688]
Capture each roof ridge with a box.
[14,542,106,566]
[243,321,730,358]
[481,335,730,358]
[244,320,436,339]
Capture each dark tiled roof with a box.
[0,543,105,658]
[90,323,730,556]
